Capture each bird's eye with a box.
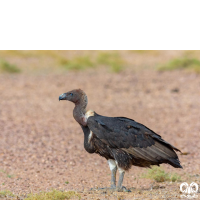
[69,93,73,96]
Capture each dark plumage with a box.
[59,89,182,191]
[85,113,182,169]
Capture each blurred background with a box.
[1,50,200,74]
[0,50,200,198]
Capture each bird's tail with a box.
[168,157,182,168]
[153,140,182,168]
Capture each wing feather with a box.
[87,113,181,167]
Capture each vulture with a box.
[59,89,182,192]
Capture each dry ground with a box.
[0,51,200,199]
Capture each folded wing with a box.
[87,113,182,168]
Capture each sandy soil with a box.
[0,67,200,199]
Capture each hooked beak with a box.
[59,93,67,101]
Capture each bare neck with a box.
[73,95,88,126]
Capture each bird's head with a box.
[59,89,87,105]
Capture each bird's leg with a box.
[90,160,117,191]
[108,159,117,189]
[117,167,130,192]
[110,165,117,188]
[117,168,125,189]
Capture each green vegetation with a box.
[60,52,125,72]
[24,190,80,200]
[170,173,181,182]
[142,166,181,182]
[1,50,200,74]
[97,52,124,72]
[131,50,160,55]
[159,58,200,73]
[0,190,15,198]
[0,169,14,178]
[65,181,69,184]
[7,174,14,178]
[0,51,126,73]
[61,56,94,71]
[0,60,21,73]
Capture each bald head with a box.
[59,89,87,105]
[59,89,89,126]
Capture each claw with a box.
[116,186,131,192]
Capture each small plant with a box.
[62,56,94,70]
[65,181,69,184]
[0,60,21,73]
[158,58,200,73]
[0,169,5,173]
[59,58,69,66]
[24,190,80,200]
[142,166,181,182]
[0,190,15,198]
[7,174,14,178]
[0,169,14,178]
[97,52,124,73]
[170,173,181,182]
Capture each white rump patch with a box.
[108,159,117,171]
